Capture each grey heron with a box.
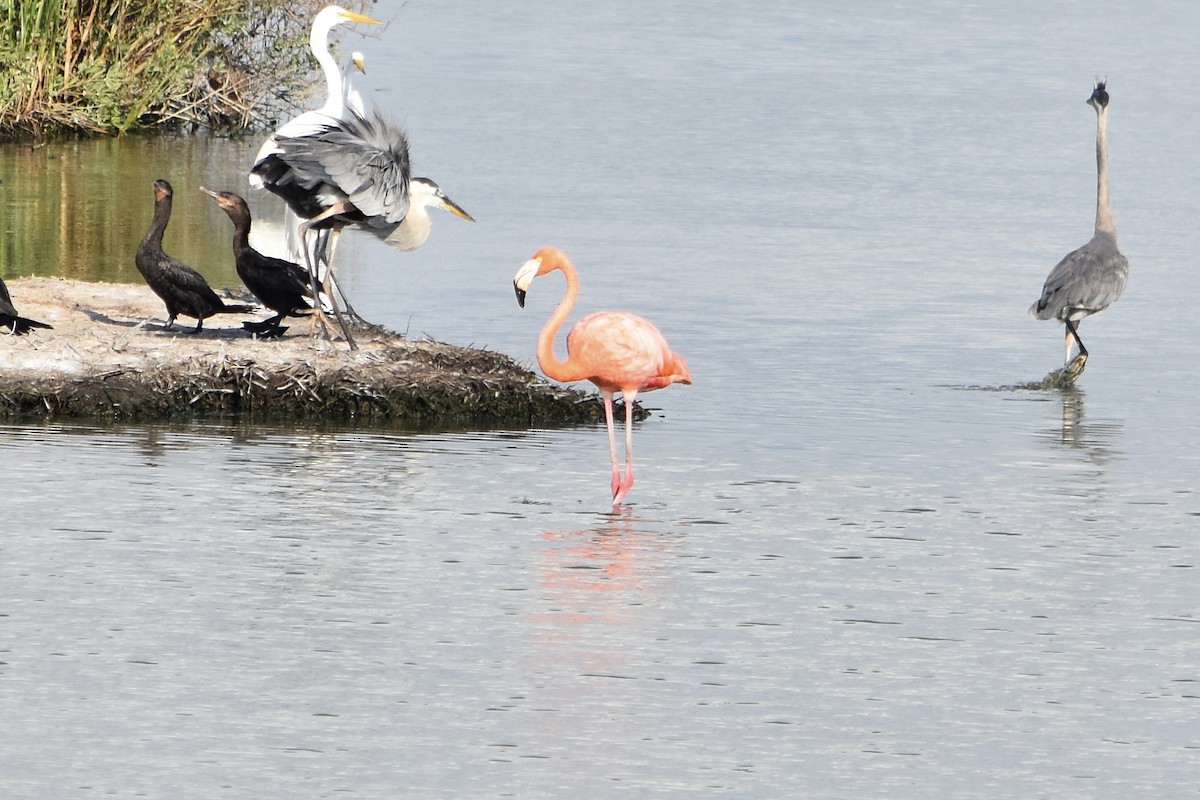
[1029,80,1129,376]
[263,106,474,344]
[269,108,475,252]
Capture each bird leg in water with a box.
[605,391,639,507]
[1027,320,1088,387]
[1064,319,1089,363]
[603,392,623,503]
[1065,351,1088,383]
[616,394,638,506]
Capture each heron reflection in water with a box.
[1043,386,1123,457]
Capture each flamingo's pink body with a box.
[514,246,691,506]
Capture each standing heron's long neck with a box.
[1095,107,1115,236]
[537,261,588,383]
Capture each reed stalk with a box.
[0,0,371,138]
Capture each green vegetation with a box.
[0,0,369,138]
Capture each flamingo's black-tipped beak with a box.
[512,257,541,309]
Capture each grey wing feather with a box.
[1030,234,1129,321]
[276,108,411,225]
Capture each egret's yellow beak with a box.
[340,10,381,25]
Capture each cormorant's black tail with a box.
[3,315,52,335]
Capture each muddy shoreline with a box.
[0,277,615,425]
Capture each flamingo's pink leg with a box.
[603,392,622,500]
[612,391,637,506]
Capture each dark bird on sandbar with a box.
[0,275,52,335]
[201,187,318,338]
[135,179,254,333]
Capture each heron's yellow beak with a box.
[440,195,475,223]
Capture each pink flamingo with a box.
[514,246,692,506]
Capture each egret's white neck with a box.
[311,23,343,117]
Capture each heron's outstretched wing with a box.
[276,108,412,226]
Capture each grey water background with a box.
[2,1,1199,797]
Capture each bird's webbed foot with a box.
[243,319,288,338]
[1063,351,1088,384]
[1035,352,1088,389]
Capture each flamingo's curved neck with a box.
[537,259,589,383]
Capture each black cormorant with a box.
[135,180,253,333]
[201,187,316,338]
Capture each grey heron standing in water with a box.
[1029,80,1129,379]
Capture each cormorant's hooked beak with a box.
[439,194,475,223]
[513,257,541,309]
[198,186,227,207]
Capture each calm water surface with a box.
[3,1,1199,797]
